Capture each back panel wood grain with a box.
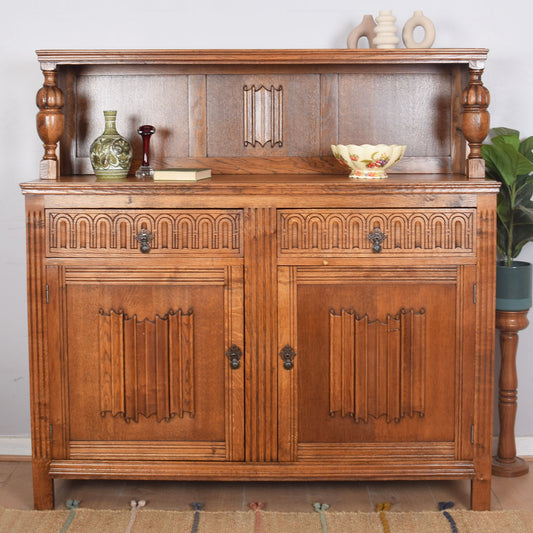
[58,62,463,175]
[338,70,452,166]
[62,71,190,175]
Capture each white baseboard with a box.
[2,435,533,459]
[493,436,533,457]
[513,436,533,457]
[0,437,31,457]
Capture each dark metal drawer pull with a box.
[279,344,296,370]
[367,227,387,253]
[226,344,242,369]
[135,228,154,253]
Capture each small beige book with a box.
[153,168,211,181]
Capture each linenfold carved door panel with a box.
[328,307,427,424]
[97,307,195,423]
[46,264,244,462]
[277,265,476,463]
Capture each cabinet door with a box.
[277,265,476,464]
[47,264,244,462]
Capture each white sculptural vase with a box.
[372,10,399,49]
[347,14,377,49]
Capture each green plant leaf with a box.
[516,181,533,204]
[508,203,533,258]
[519,136,533,163]
[496,191,511,217]
[482,143,528,187]
[511,224,533,258]
[490,127,520,139]
[496,224,509,260]
[492,135,533,177]
[482,143,533,187]
[492,133,520,151]
[482,128,533,261]
[481,145,506,181]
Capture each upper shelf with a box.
[36,48,489,67]
[34,48,490,181]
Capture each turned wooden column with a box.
[36,67,64,180]
[492,310,530,476]
[462,60,490,179]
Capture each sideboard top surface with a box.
[20,174,500,199]
[36,48,489,67]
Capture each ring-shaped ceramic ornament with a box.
[402,11,435,48]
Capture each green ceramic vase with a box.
[89,110,132,179]
[496,261,532,311]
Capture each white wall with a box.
[1,0,532,448]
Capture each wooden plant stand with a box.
[492,309,530,477]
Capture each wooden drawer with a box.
[277,208,476,257]
[46,208,243,257]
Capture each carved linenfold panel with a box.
[329,308,426,423]
[278,209,475,255]
[243,85,283,147]
[98,308,194,423]
[47,209,242,255]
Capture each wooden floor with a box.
[1,459,532,512]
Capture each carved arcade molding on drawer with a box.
[278,209,475,254]
[47,210,242,255]
[98,308,195,423]
[243,84,283,147]
[329,308,426,423]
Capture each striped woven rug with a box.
[1,502,531,533]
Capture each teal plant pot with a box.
[496,261,532,311]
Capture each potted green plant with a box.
[481,127,533,310]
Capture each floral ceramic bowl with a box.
[331,144,406,178]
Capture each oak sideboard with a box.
[21,48,498,510]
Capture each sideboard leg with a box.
[470,478,491,510]
[32,459,54,510]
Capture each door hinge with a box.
[45,284,49,304]
[473,284,477,304]
[49,424,53,443]
[471,424,474,444]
